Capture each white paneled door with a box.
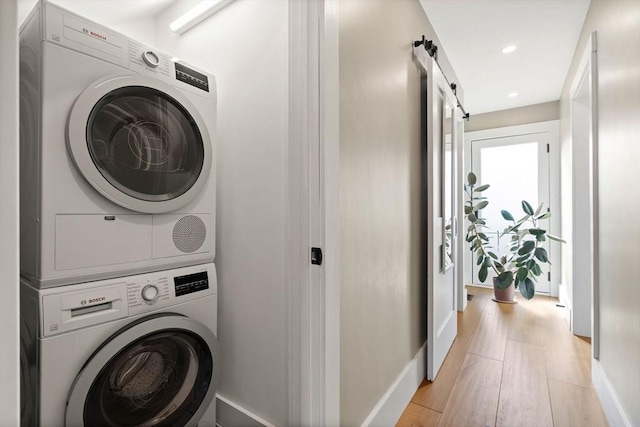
[418,49,458,381]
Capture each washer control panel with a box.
[127,277,170,308]
[124,264,217,316]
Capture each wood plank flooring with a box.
[397,286,608,427]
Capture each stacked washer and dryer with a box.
[20,2,221,426]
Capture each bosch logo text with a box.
[82,28,107,41]
[89,297,106,304]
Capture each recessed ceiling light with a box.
[502,45,517,54]
[508,92,518,98]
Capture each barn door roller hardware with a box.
[413,35,438,60]
[413,35,470,122]
[450,83,470,121]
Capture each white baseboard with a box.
[592,359,633,427]
[361,341,427,427]
[216,394,275,427]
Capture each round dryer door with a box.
[66,314,221,427]
[67,75,213,213]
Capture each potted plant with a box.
[464,172,565,301]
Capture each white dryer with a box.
[21,263,221,426]
[20,2,217,288]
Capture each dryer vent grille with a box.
[172,215,206,253]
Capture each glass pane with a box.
[84,330,213,427]
[480,142,538,255]
[87,87,205,202]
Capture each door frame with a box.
[568,32,599,351]
[464,120,561,297]
[469,132,552,291]
[288,0,340,425]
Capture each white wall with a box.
[466,101,560,133]
[560,1,640,425]
[153,2,290,425]
[0,0,20,424]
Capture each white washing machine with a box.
[21,263,221,427]
[20,1,217,288]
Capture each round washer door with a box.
[67,74,213,213]
[66,314,221,427]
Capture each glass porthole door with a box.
[67,75,213,213]
[65,314,221,427]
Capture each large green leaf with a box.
[468,213,477,222]
[474,184,490,192]
[534,247,548,263]
[493,262,505,273]
[519,278,535,300]
[501,210,514,221]
[522,200,534,215]
[547,234,567,243]
[464,205,474,214]
[529,228,546,235]
[475,201,489,211]
[531,263,542,276]
[517,267,528,282]
[477,255,484,266]
[496,271,513,290]
[536,234,546,242]
[537,212,552,220]
[467,172,477,185]
[488,251,498,260]
[518,241,536,255]
[534,202,544,216]
[479,265,488,282]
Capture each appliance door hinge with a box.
[311,247,323,265]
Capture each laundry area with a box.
[2,0,639,426]
[11,0,291,425]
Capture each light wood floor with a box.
[396,286,608,427]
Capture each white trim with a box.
[320,0,341,424]
[456,109,467,311]
[0,0,20,424]
[568,32,598,344]
[288,0,340,425]
[464,120,561,297]
[216,394,276,427]
[592,360,633,427]
[361,342,427,427]
[287,0,308,424]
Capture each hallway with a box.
[397,286,607,427]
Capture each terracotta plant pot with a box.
[492,277,515,303]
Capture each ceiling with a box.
[419,0,591,115]
[18,0,590,115]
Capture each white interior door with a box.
[422,52,457,381]
[470,133,552,293]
